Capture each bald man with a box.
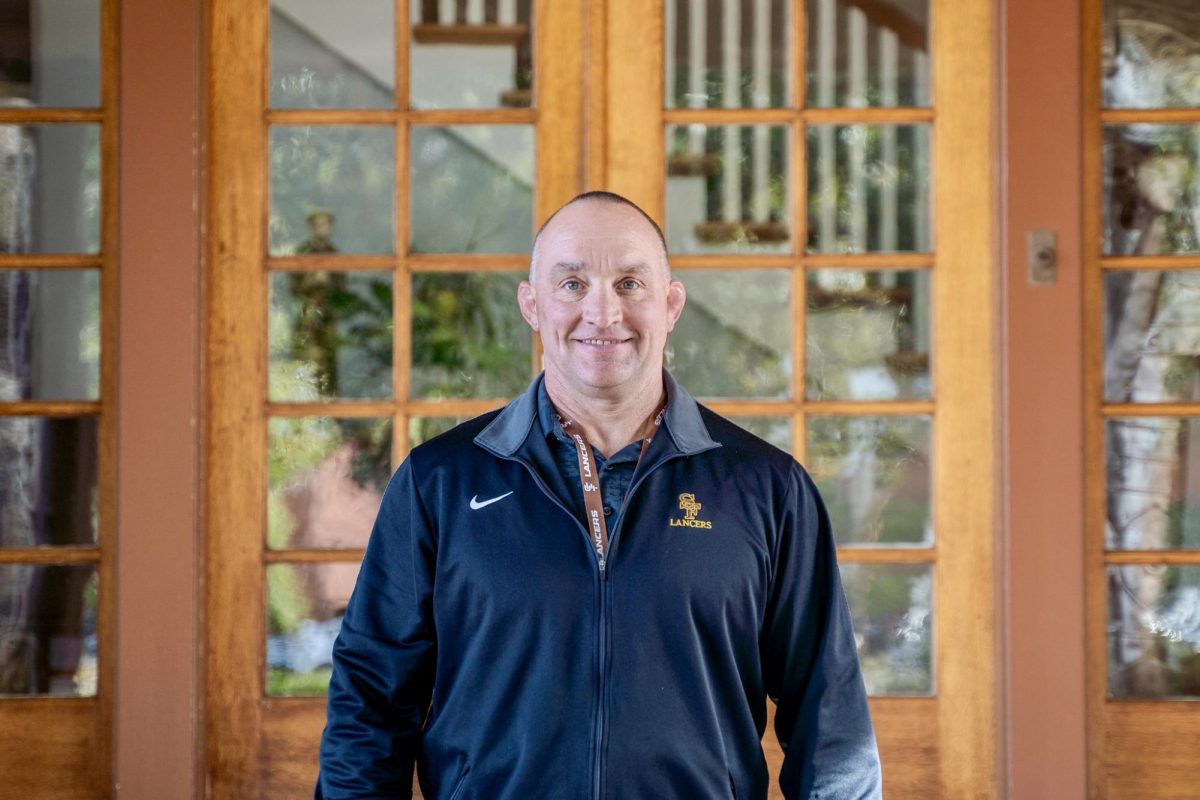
[316,191,881,800]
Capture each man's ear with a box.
[665,279,686,332]
[518,281,539,330]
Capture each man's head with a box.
[518,192,686,400]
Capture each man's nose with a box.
[582,285,621,327]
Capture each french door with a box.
[206,1,997,797]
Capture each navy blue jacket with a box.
[316,373,881,799]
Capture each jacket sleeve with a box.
[315,457,438,799]
[762,463,882,800]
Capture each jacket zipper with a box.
[490,449,690,800]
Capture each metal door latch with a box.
[1028,229,1057,285]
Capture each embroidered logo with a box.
[469,491,513,510]
[669,492,712,529]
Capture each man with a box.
[316,191,882,799]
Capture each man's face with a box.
[518,200,686,399]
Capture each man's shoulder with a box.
[407,407,506,464]
[694,404,795,468]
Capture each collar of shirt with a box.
[536,379,652,466]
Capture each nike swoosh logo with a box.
[469,491,513,510]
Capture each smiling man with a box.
[316,192,882,800]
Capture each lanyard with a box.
[555,403,665,573]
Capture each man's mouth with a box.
[577,338,630,346]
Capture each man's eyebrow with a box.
[618,263,653,274]
[549,261,586,275]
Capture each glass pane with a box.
[808,415,932,546]
[729,415,792,452]
[0,269,99,401]
[267,417,392,550]
[409,415,471,448]
[268,126,395,255]
[1103,126,1200,256]
[0,124,100,254]
[806,269,931,401]
[1103,2,1200,109]
[410,0,534,109]
[1103,271,1200,403]
[269,271,393,401]
[1107,418,1200,550]
[0,0,101,107]
[839,563,932,696]
[267,562,359,696]
[411,272,531,398]
[0,565,97,696]
[1108,565,1200,698]
[664,0,789,109]
[668,269,791,399]
[807,124,930,253]
[665,124,790,254]
[0,416,98,547]
[807,0,930,108]
[409,125,534,253]
[270,0,395,108]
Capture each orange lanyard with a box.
[555,404,665,573]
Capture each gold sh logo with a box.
[670,492,712,529]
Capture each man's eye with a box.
[619,279,640,290]
[562,279,582,291]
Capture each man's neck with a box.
[544,372,665,459]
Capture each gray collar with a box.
[475,370,719,458]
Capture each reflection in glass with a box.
[665,124,790,254]
[807,124,930,253]
[0,565,97,696]
[664,0,789,109]
[270,0,394,108]
[807,0,930,108]
[1103,2,1200,109]
[669,269,791,399]
[1103,271,1200,403]
[729,416,792,453]
[411,272,531,398]
[410,0,534,109]
[1104,126,1200,256]
[1108,565,1200,698]
[410,125,534,253]
[269,271,393,401]
[808,415,932,546]
[806,269,930,401]
[0,417,98,547]
[0,0,101,107]
[267,417,392,550]
[410,416,472,448]
[1107,418,1200,550]
[0,124,100,254]
[839,563,932,695]
[269,126,395,255]
[267,562,359,696]
[0,270,99,401]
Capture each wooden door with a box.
[0,0,117,796]
[1084,0,1200,795]
[206,1,996,797]
[600,0,996,796]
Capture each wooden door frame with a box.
[114,0,205,796]
[1001,0,1088,796]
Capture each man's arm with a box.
[315,458,438,799]
[761,463,882,800]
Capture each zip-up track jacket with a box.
[316,373,882,800]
